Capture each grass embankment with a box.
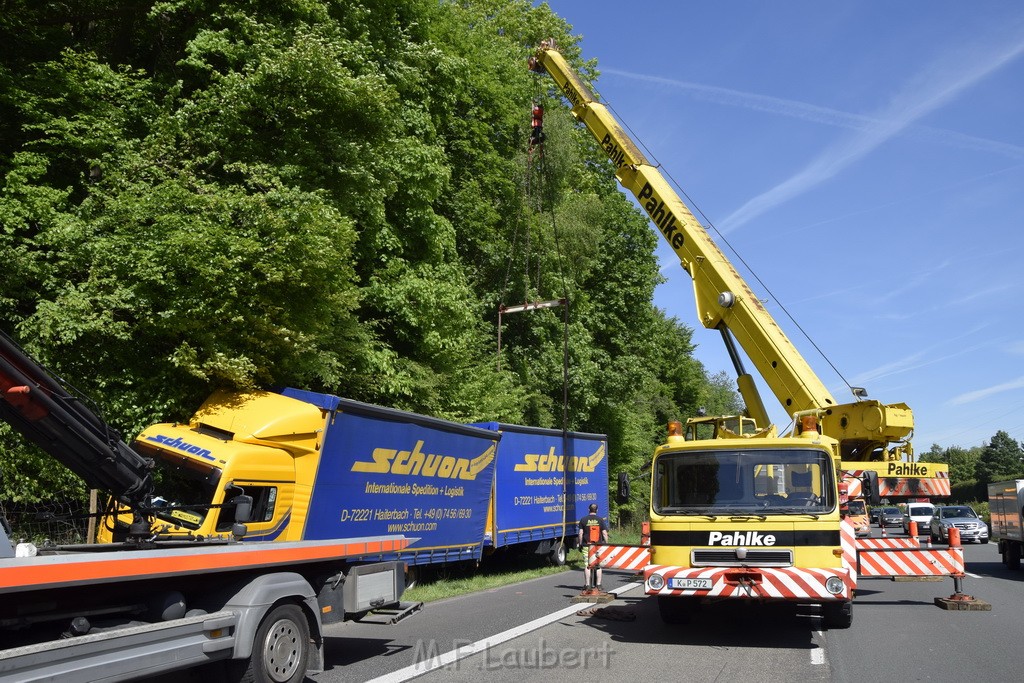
[403,528,640,603]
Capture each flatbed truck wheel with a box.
[1005,543,1021,570]
[234,603,310,683]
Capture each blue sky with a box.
[540,1,1024,452]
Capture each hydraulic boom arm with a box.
[529,42,913,462]
[0,330,153,510]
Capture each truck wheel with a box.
[823,601,852,629]
[236,604,310,683]
[549,540,567,566]
[1007,544,1022,570]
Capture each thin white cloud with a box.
[950,376,1024,405]
[605,28,1024,233]
[721,34,1024,231]
[946,284,1015,307]
[741,163,1024,241]
[852,325,991,386]
[604,69,1024,162]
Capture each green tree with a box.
[0,0,746,508]
[924,443,981,486]
[975,430,1024,485]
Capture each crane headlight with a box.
[647,573,666,591]
[718,291,736,308]
[825,577,845,595]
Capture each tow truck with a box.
[529,40,966,627]
[0,330,412,682]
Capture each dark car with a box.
[929,505,989,544]
[877,506,903,527]
[869,507,882,525]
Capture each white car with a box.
[929,505,989,544]
[903,502,935,536]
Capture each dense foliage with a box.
[923,431,1024,502]
[0,0,741,511]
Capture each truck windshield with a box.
[848,499,867,516]
[653,448,834,515]
[149,451,222,529]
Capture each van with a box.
[903,502,935,536]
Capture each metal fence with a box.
[1,497,94,546]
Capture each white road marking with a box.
[365,582,644,683]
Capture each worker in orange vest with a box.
[578,503,609,591]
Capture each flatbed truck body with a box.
[0,533,412,682]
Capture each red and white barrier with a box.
[587,544,651,571]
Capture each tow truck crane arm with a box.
[0,330,153,512]
[529,42,918,466]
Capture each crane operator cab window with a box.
[654,449,834,515]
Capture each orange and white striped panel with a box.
[856,546,964,577]
[844,471,951,498]
[856,537,920,550]
[840,518,858,591]
[644,564,852,601]
[588,544,650,571]
[878,478,951,498]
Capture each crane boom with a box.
[530,42,920,467]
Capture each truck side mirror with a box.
[616,471,631,504]
[233,494,253,523]
[862,471,880,506]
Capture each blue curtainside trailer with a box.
[472,423,609,565]
[282,388,501,568]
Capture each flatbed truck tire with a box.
[233,603,311,683]
[1005,542,1021,570]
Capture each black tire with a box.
[823,601,852,629]
[548,540,567,566]
[1008,544,1022,570]
[405,565,419,589]
[657,596,698,625]
[234,603,310,683]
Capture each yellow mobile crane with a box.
[530,41,952,627]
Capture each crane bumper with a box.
[643,565,853,602]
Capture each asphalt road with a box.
[313,530,1020,682]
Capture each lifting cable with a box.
[497,97,574,559]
